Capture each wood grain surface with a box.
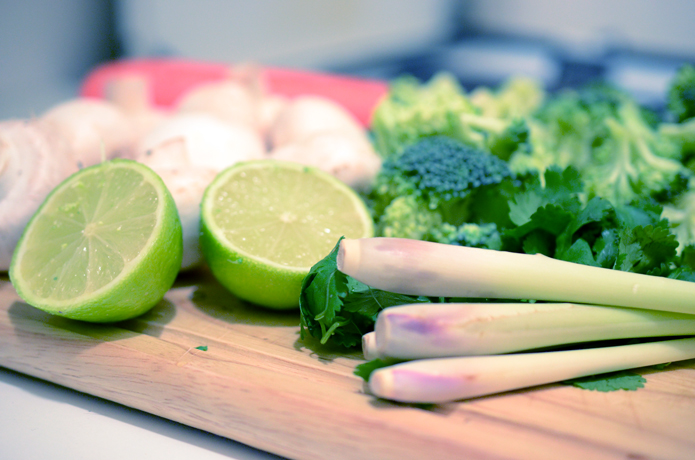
[1,272,694,460]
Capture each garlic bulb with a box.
[268,95,366,148]
[105,75,169,145]
[158,166,217,271]
[138,137,217,270]
[135,113,266,172]
[269,129,381,191]
[177,79,261,132]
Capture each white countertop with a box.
[0,367,283,460]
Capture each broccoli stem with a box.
[604,119,639,200]
[368,337,695,403]
[459,113,508,134]
[368,302,695,360]
[337,237,695,315]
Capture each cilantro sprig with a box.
[299,237,431,348]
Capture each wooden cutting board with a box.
[1,272,694,460]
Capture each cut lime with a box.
[9,159,183,322]
[200,159,374,309]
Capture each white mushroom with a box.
[0,120,78,271]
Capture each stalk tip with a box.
[362,331,379,360]
[336,238,358,274]
[368,368,394,399]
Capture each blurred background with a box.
[2,0,695,118]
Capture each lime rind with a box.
[9,159,183,322]
[200,159,373,309]
[202,160,373,269]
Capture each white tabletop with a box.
[0,367,283,460]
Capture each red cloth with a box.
[80,58,388,127]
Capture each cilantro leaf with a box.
[299,237,349,341]
[353,359,395,381]
[299,238,432,348]
[507,167,583,228]
[501,167,691,280]
[561,238,600,266]
[616,221,679,274]
[564,371,646,392]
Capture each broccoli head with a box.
[469,75,546,119]
[662,181,695,252]
[512,82,690,206]
[370,136,512,249]
[370,73,477,158]
[659,118,695,171]
[582,99,688,206]
[376,194,443,240]
[370,73,534,162]
[530,83,627,171]
[429,222,502,250]
[661,65,695,168]
[668,64,695,123]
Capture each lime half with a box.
[200,160,373,309]
[9,159,183,322]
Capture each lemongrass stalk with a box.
[369,302,695,360]
[362,332,380,360]
[337,237,695,315]
[368,337,695,403]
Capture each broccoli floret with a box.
[662,183,695,252]
[470,75,546,119]
[370,73,535,161]
[512,82,690,206]
[430,222,502,250]
[659,117,695,171]
[370,136,512,247]
[377,195,442,240]
[531,83,626,171]
[456,113,531,161]
[668,64,695,123]
[370,73,478,158]
[583,100,688,206]
[452,76,544,161]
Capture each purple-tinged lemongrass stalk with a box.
[337,237,695,315]
[366,302,695,360]
[368,337,695,403]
